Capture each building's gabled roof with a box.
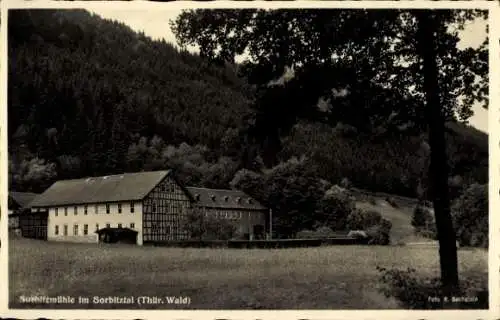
[186,187,267,210]
[9,192,39,209]
[30,170,171,207]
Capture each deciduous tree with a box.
[172,8,488,292]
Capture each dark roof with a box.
[95,227,138,235]
[30,170,171,207]
[186,187,267,210]
[9,192,39,209]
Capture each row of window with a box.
[54,202,137,217]
[143,202,189,213]
[54,223,136,236]
[210,211,243,220]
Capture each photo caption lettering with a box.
[18,295,191,306]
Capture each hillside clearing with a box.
[9,238,487,309]
[354,195,431,244]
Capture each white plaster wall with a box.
[46,202,143,245]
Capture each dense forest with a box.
[8,9,488,202]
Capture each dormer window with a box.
[195,194,200,201]
[248,198,253,204]
[236,197,241,203]
[223,196,229,202]
[210,195,216,201]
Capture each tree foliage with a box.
[451,183,488,248]
[9,9,251,184]
[8,9,487,208]
[172,9,487,137]
[172,8,488,291]
[182,207,238,240]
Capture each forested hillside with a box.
[8,9,488,200]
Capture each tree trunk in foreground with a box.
[416,10,460,295]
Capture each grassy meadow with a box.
[9,237,487,309]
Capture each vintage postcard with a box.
[0,0,498,319]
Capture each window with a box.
[55,208,58,217]
[130,202,135,213]
[152,202,157,213]
[95,204,98,214]
[96,223,99,231]
[73,224,78,236]
[106,204,110,214]
[84,205,88,215]
[118,223,122,228]
[118,203,122,214]
[64,207,68,216]
[63,225,68,236]
[106,223,110,228]
[74,206,77,215]
[83,224,88,235]
[55,225,59,235]
[130,223,135,229]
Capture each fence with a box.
[144,236,369,248]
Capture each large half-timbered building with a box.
[28,170,270,245]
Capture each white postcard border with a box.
[0,1,498,319]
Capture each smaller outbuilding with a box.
[96,227,138,244]
[8,192,39,236]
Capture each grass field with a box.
[9,237,487,309]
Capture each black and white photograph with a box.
[3,0,494,314]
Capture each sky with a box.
[90,8,489,134]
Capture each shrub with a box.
[411,204,435,238]
[346,209,391,245]
[182,208,237,240]
[296,226,337,239]
[377,266,441,309]
[264,159,332,237]
[376,266,488,309]
[363,210,383,226]
[346,209,382,230]
[412,204,427,229]
[346,209,364,230]
[451,183,488,248]
[315,189,355,230]
[366,218,392,245]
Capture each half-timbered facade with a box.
[19,210,48,240]
[142,177,191,242]
[8,192,39,236]
[28,170,270,245]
